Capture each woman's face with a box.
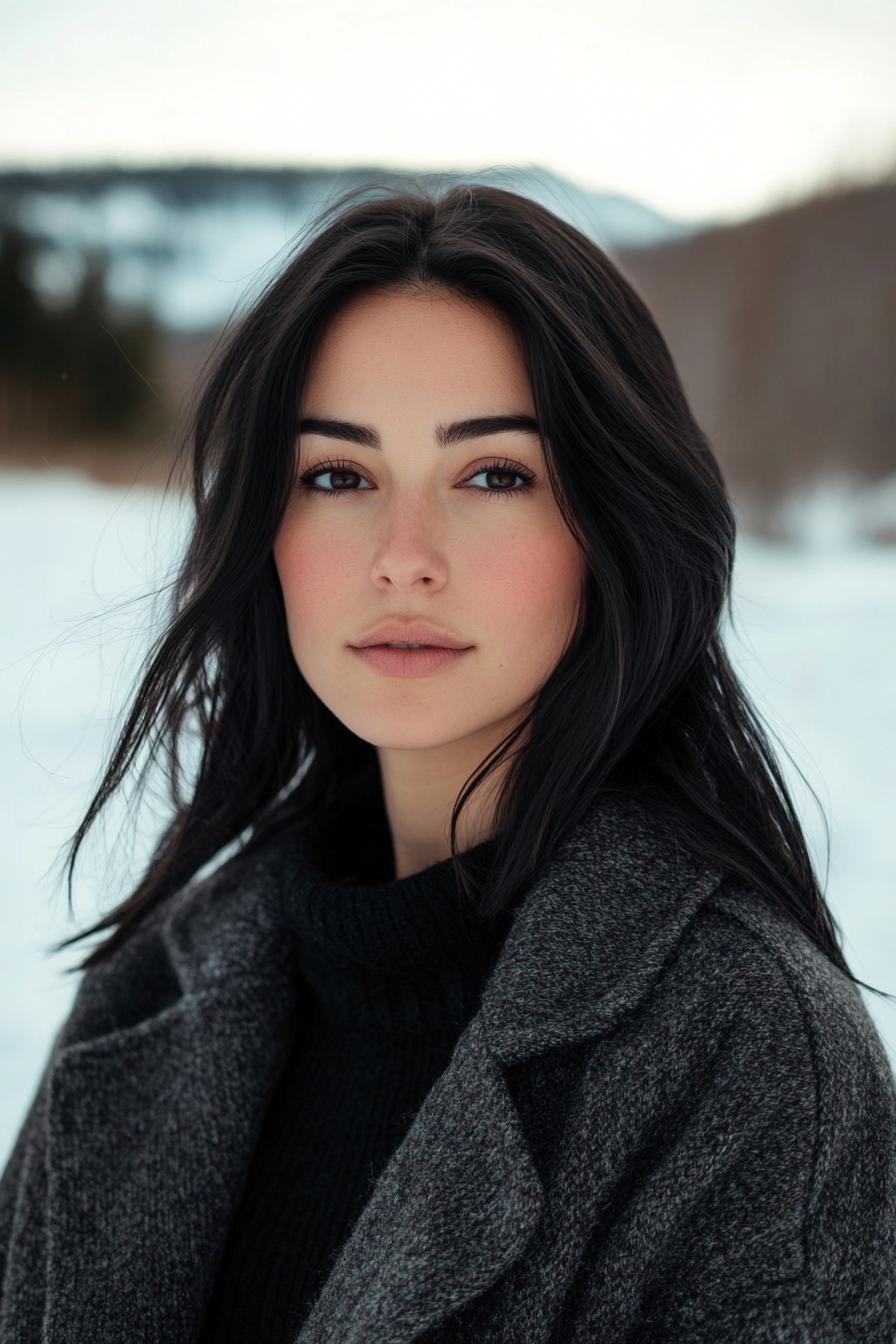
[274,287,584,755]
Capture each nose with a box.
[370,493,448,594]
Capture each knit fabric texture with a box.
[1,793,895,1342]
[200,774,507,1343]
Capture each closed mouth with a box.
[349,624,474,677]
[352,621,473,652]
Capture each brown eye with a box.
[302,466,374,492]
[464,465,533,492]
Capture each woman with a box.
[1,185,894,1343]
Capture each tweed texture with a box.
[1,796,895,1343]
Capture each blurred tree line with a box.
[0,224,161,445]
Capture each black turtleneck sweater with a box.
[200,776,508,1344]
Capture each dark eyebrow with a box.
[298,417,381,449]
[436,415,540,447]
[297,413,540,450]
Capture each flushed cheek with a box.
[461,527,582,680]
[274,521,365,661]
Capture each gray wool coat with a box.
[1,797,895,1343]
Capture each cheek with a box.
[466,519,583,670]
[273,515,361,649]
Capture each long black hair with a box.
[69,183,848,976]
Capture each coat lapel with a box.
[43,855,299,1344]
[297,1018,543,1344]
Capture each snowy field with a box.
[2,469,896,1165]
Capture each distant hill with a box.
[619,182,896,503]
[0,165,686,330]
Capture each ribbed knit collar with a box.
[276,770,508,1031]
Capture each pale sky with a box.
[1,0,895,221]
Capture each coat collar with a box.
[44,795,721,1344]
[481,795,722,1064]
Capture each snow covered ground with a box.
[2,469,895,1165]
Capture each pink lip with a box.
[350,620,474,678]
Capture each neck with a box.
[377,724,514,879]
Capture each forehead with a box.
[303,287,534,416]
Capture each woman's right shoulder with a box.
[57,831,295,1053]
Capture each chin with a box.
[350,720,470,752]
[338,703,489,754]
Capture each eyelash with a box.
[297,457,537,497]
[464,458,537,497]
[297,459,370,494]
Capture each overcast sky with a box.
[1,0,894,221]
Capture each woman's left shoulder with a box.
[627,875,896,1205]
[689,878,891,1085]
